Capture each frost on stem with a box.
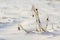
[32,5,46,32]
[18,24,32,33]
[45,16,49,30]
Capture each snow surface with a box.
[0,0,60,40]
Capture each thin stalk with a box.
[32,5,46,32]
[45,17,49,30]
[19,24,32,33]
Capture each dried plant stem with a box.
[32,5,46,32]
[19,24,32,33]
[45,17,49,30]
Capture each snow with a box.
[0,0,60,40]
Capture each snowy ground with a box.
[0,0,60,40]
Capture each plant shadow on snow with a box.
[41,31,56,37]
[24,29,60,37]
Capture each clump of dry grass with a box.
[18,5,50,33]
